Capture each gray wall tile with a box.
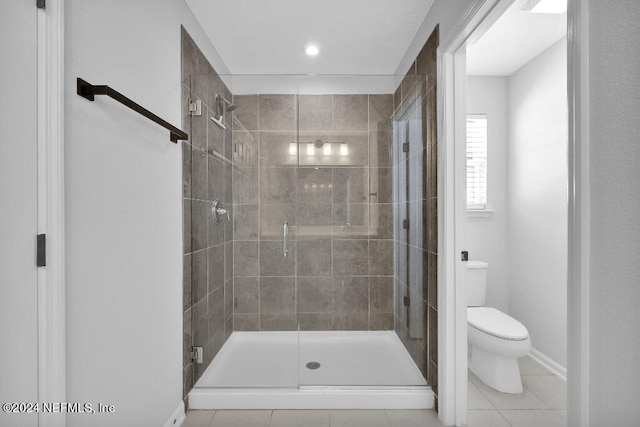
[183,254,192,312]
[333,168,369,204]
[182,142,192,198]
[234,277,259,313]
[234,313,259,331]
[208,287,224,339]
[224,241,233,282]
[370,313,394,330]
[208,244,224,293]
[192,298,208,348]
[333,240,368,276]
[233,95,259,131]
[191,200,210,252]
[260,204,296,240]
[369,94,394,132]
[298,313,333,331]
[260,277,295,313]
[190,112,207,152]
[298,167,332,204]
[260,167,297,204]
[183,309,192,368]
[332,95,368,131]
[297,203,333,229]
[233,204,259,240]
[298,276,333,313]
[233,166,259,205]
[260,240,295,276]
[234,241,259,276]
[259,94,297,131]
[369,240,394,276]
[370,276,394,312]
[333,276,369,313]
[192,249,208,304]
[299,95,333,130]
[192,148,208,201]
[207,156,225,202]
[260,131,298,168]
[297,239,332,276]
[183,199,192,254]
[260,313,297,331]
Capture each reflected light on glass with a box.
[289,142,297,155]
[340,143,349,156]
[307,143,315,156]
[323,143,332,155]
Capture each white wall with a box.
[466,77,510,312]
[507,38,568,369]
[65,1,225,425]
[588,1,640,423]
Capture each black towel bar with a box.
[77,78,188,143]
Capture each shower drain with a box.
[305,361,321,370]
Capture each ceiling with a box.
[466,1,566,76]
[185,0,435,76]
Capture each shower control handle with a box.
[212,200,230,223]
[283,221,289,258]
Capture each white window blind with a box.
[466,114,487,209]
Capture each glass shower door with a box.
[296,75,427,388]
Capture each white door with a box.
[0,1,39,426]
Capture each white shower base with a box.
[189,331,433,409]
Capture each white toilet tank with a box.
[466,260,488,306]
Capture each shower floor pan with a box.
[189,331,433,409]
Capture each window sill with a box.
[467,208,495,218]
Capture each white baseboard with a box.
[529,347,567,381]
[164,401,186,427]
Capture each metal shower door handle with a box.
[283,221,289,258]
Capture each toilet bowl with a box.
[466,261,531,394]
[467,307,531,393]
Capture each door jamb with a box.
[437,0,589,425]
[37,1,66,426]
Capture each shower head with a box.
[216,94,235,112]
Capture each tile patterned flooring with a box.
[183,409,444,427]
[183,356,566,427]
[467,356,567,427]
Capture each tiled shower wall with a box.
[393,26,439,406]
[231,93,395,332]
[181,28,234,399]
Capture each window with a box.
[466,114,487,209]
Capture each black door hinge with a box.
[402,142,409,153]
[461,251,469,262]
[37,234,46,267]
[403,296,411,307]
[403,219,410,230]
[37,0,46,9]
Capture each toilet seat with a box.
[467,307,529,341]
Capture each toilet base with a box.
[469,346,523,394]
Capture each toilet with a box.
[466,261,531,394]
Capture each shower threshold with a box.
[189,331,434,409]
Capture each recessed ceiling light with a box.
[305,44,320,56]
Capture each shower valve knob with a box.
[212,200,231,223]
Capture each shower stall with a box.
[181,26,437,410]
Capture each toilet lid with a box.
[467,307,529,341]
